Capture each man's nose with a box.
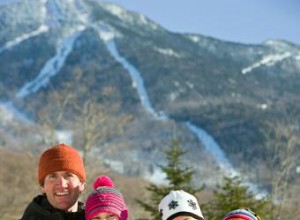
[57,176,68,186]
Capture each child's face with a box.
[173,216,199,220]
[91,212,119,220]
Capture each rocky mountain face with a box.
[0,0,299,190]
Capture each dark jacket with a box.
[20,194,85,220]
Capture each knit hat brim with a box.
[223,209,259,220]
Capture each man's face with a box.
[42,171,85,212]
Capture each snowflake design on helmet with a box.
[187,199,197,210]
[168,200,179,210]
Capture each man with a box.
[20,143,86,220]
[158,190,204,220]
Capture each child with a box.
[222,208,262,220]
[158,190,204,220]
[85,175,128,220]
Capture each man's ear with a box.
[41,186,46,194]
[79,182,85,192]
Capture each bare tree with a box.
[71,90,132,164]
[34,87,75,145]
[264,119,299,220]
[32,68,132,164]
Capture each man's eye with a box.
[48,174,57,179]
[65,173,75,178]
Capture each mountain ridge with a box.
[0,0,299,192]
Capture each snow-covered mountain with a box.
[0,0,299,190]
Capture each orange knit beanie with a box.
[38,143,86,186]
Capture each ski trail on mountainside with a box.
[0,25,49,54]
[0,0,48,53]
[95,23,240,181]
[97,25,267,196]
[16,28,85,98]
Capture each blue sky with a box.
[108,0,300,45]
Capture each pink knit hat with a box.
[85,175,128,220]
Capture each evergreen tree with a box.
[203,175,271,220]
[136,139,203,220]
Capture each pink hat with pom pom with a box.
[85,175,128,220]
